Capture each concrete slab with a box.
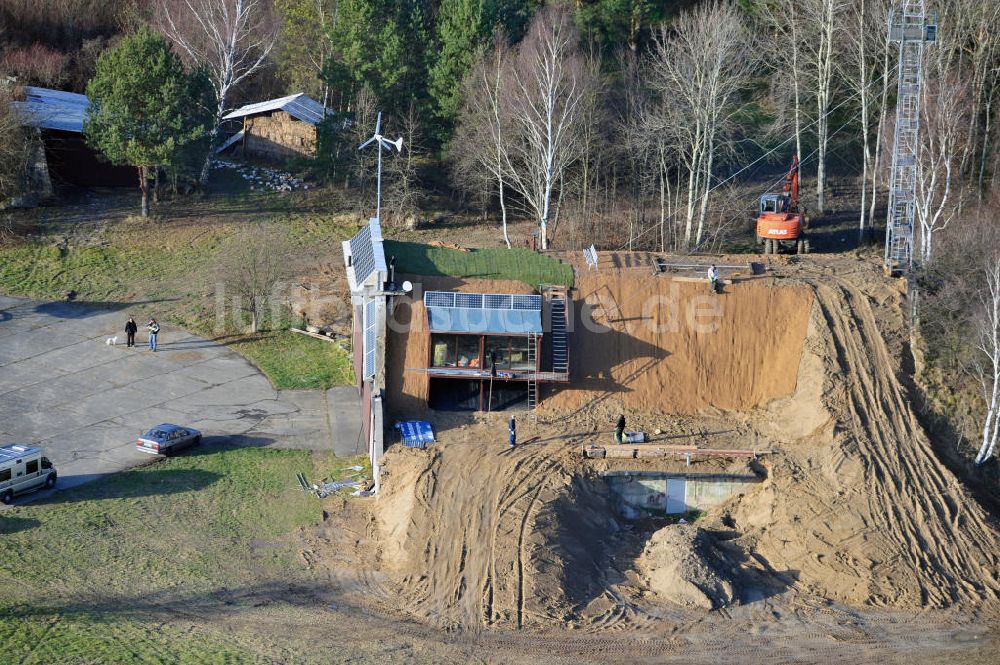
[0,296,363,506]
[328,386,364,457]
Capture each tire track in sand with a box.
[813,280,1000,606]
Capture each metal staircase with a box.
[549,294,569,375]
[884,1,936,273]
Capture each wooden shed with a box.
[11,86,134,193]
[220,93,327,161]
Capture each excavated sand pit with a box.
[296,258,1000,662]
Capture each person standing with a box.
[508,416,517,449]
[147,318,160,352]
[707,265,719,294]
[125,316,137,348]
[614,414,626,444]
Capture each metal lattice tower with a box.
[884,1,937,273]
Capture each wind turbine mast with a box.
[358,111,404,221]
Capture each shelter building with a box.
[11,86,133,192]
[341,218,573,491]
[220,93,327,161]
[417,289,570,411]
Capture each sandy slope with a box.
[296,257,1000,662]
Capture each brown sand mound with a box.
[638,526,736,609]
[543,273,814,414]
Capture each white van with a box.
[0,444,57,504]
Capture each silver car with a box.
[137,424,202,455]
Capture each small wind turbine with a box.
[358,111,403,221]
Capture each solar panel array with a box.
[423,291,541,311]
[424,292,454,308]
[455,293,482,308]
[364,299,377,379]
[349,219,387,287]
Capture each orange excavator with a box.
[756,155,810,254]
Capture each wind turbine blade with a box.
[358,136,376,150]
[378,138,394,151]
[374,111,382,135]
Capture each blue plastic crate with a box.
[396,420,435,449]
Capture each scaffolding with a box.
[884,1,937,274]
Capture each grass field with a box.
[384,240,574,288]
[0,206,356,391]
[0,445,368,663]
[229,331,354,390]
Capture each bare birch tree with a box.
[761,0,807,162]
[160,0,277,186]
[915,73,971,262]
[383,101,424,223]
[501,4,589,250]
[974,251,1000,464]
[452,34,514,248]
[646,1,756,248]
[799,0,844,215]
[841,0,892,241]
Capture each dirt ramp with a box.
[739,280,1000,609]
[373,434,578,630]
[544,274,814,414]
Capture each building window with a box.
[509,337,534,370]
[432,334,481,368]
[485,336,535,371]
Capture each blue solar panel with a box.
[424,292,454,308]
[349,218,387,286]
[513,295,542,310]
[454,293,483,308]
[423,291,541,312]
[364,299,377,379]
[484,294,512,309]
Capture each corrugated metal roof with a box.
[11,86,90,133]
[222,93,328,125]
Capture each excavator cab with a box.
[759,193,791,215]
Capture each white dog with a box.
[105,336,118,346]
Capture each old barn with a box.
[12,86,133,192]
[220,93,327,161]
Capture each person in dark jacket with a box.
[614,414,626,444]
[125,317,138,347]
[508,416,517,449]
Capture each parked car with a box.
[137,424,202,455]
[0,444,57,504]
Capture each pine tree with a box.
[428,0,538,141]
[84,28,213,217]
[327,0,433,114]
[428,0,495,135]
